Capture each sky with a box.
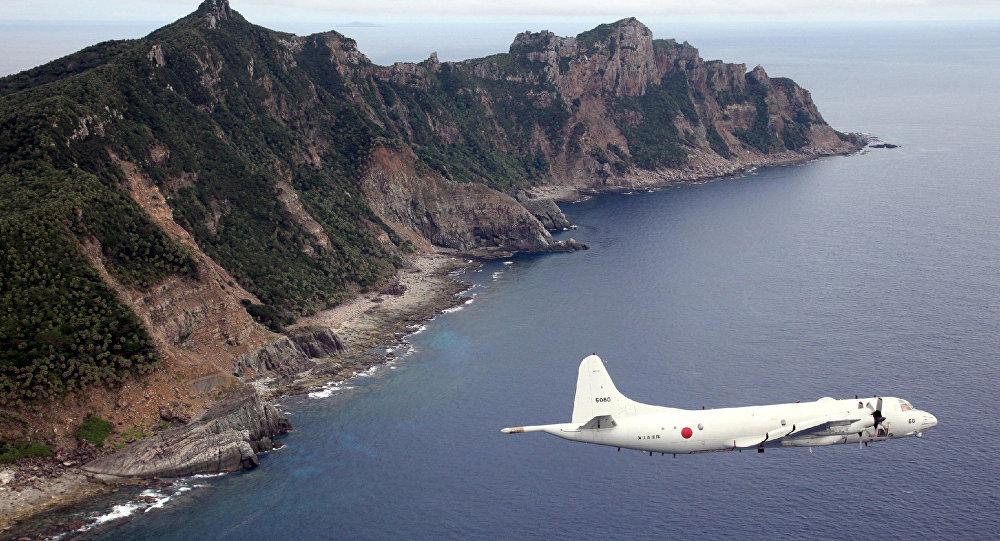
[1,0,999,23]
[1,0,997,76]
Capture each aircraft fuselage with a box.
[502,355,938,455]
[530,397,937,454]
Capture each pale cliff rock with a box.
[83,388,290,478]
[360,146,558,253]
[515,191,572,230]
[103,154,273,369]
[235,327,347,378]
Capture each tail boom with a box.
[501,423,577,435]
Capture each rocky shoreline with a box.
[0,140,870,537]
[0,252,472,538]
[528,139,867,204]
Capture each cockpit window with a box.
[899,399,913,412]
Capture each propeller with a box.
[867,397,887,435]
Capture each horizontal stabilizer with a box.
[501,423,578,435]
[578,415,616,430]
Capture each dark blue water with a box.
[83,23,999,540]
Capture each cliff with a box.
[0,0,860,464]
[83,387,290,478]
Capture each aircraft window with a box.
[899,400,913,412]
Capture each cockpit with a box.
[899,399,914,412]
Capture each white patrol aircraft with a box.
[501,355,937,455]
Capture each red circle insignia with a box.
[681,427,693,439]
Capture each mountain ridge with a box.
[0,0,861,465]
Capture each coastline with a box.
[0,142,866,536]
[272,251,474,397]
[530,143,865,204]
[0,251,474,537]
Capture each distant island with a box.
[336,21,383,28]
[0,0,862,530]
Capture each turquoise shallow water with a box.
[15,21,998,540]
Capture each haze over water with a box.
[8,20,998,539]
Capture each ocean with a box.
[5,20,1000,540]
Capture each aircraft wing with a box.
[732,413,869,448]
[786,413,870,437]
[732,423,796,449]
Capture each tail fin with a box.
[571,355,638,424]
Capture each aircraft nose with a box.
[922,412,938,430]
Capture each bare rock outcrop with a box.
[83,388,290,478]
[515,191,572,231]
[234,327,347,378]
[360,146,571,254]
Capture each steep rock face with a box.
[426,17,857,190]
[83,388,290,478]
[360,146,554,252]
[104,156,273,364]
[515,192,572,231]
[234,327,347,378]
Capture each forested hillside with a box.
[0,0,859,432]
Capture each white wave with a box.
[356,365,379,377]
[502,260,513,265]
[145,489,178,511]
[385,342,407,354]
[307,388,334,399]
[90,501,142,526]
[391,342,416,358]
[62,472,227,539]
[408,323,428,335]
[307,383,356,399]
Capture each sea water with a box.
[6,21,999,540]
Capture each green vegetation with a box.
[614,71,698,169]
[652,39,684,53]
[577,23,618,54]
[371,57,562,192]
[0,164,163,406]
[0,5,829,414]
[116,426,149,448]
[0,6,406,408]
[588,147,610,164]
[0,440,54,463]
[781,122,811,151]
[706,124,733,158]
[74,415,113,447]
[733,76,781,153]
[241,299,292,333]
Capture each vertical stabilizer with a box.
[571,355,637,424]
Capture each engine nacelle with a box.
[845,418,875,433]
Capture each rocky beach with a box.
[0,251,473,537]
